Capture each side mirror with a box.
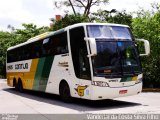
[84,37,97,57]
[136,39,150,56]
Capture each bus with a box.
[6,23,150,102]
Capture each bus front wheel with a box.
[13,79,18,90]
[59,82,72,103]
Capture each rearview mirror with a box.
[136,39,150,56]
[84,38,97,57]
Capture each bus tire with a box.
[59,82,72,103]
[18,79,23,93]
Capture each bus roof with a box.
[66,22,129,30]
[7,22,129,51]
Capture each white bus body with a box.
[6,23,150,101]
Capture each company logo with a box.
[6,60,32,72]
[75,85,88,96]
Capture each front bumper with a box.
[90,82,142,100]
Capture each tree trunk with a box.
[69,0,77,15]
[84,0,93,16]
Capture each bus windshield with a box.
[87,25,141,78]
[92,41,142,78]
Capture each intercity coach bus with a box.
[6,23,150,102]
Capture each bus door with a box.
[69,27,92,99]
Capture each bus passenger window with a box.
[47,32,68,56]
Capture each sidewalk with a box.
[0,79,7,83]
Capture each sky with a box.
[0,0,160,31]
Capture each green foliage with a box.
[91,10,133,27]
[132,7,160,88]
[108,10,133,28]
[52,14,89,31]
[0,32,17,77]
[15,23,49,43]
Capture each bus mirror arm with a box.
[136,39,150,56]
[84,37,97,57]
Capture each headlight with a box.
[135,78,142,84]
[92,81,109,87]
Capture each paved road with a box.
[0,79,160,115]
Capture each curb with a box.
[142,88,160,92]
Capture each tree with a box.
[108,10,132,27]
[91,9,116,21]
[54,0,109,16]
[132,5,160,88]
[15,23,49,43]
[0,32,17,78]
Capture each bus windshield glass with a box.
[87,25,132,40]
[93,41,142,77]
[87,25,141,78]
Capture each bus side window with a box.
[42,38,49,57]
[35,41,41,58]
[50,37,60,55]
[47,31,68,56]
[15,48,20,62]
[24,45,30,60]
[58,32,68,54]
[18,47,23,61]
[7,50,14,63]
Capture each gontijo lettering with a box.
[6,60,32,72]
[15,63,28,70]
[7,63,28,70]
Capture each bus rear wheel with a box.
[59,82,72,103]
[18,80,23,93]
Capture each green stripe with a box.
[33,58,45,91]
[39,56,54,91]
[33,56,54,91]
